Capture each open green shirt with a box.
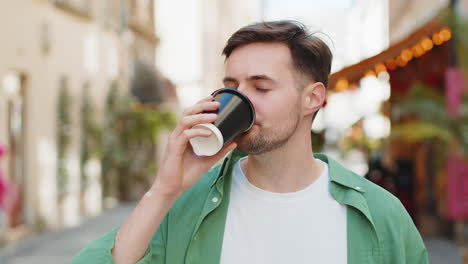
[72,150,428,263]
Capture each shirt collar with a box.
[210,149,375,230]
[212,149,365,192]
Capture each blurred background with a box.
[0,0,467,263]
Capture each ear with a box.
[302,82,326,117]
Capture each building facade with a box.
[0,0,159,236]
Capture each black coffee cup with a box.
[189,88,255,156]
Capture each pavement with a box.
[425,237,463,264]
[0,202,463,264]
[0,203,135,264]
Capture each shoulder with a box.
[344,170,427,261]
[348,169,407,221]
[344,170,419,244]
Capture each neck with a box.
[241,126,324,193]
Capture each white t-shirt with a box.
[220,157,347,264]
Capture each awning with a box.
[329,17,448,91]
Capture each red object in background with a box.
[0,176,5,208]
[0,144,6,208]
[447,152,468,220]
[445,67,466,117]
[0,144,22,227]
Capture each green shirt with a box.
[72,150,428,263]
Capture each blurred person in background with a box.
[73,21,428,264]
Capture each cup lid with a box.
[211,88,256,132]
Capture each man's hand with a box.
[112,96,237,264]
[152,95,237,198]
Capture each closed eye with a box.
[256,87,269,93]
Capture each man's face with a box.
[223,42,304,154]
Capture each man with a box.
[72,21,428,264]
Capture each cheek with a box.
[251,96,290,123]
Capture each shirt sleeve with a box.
[71,216,168,264]
[400,204,429,264]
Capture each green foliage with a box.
[391,82,468,155]
[101,83,121,199]
[101,83,177,200]
[440,7,468,70]
[57,81,72,196]
[390,79,468,185]
[391,121,455,143]
[392,83,449,127]
[80,85,102,189]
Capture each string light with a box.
[421,37,434,51]
[385,58,397,71]
[332,26,452,93]
[364,70,377,77]
[432,32,443,45]
[375,63,387,74]
[336,78,349,92]
[400,48,413,62]
[396,56,408,67]
[412,43,425,57]
[440,27,452,41]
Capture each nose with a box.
[236,84,247,95]
[236,85,255,106]
[237,84,252,99]
[235,85,257,119]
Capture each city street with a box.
[0,203,134,264]
[0,202,463,264]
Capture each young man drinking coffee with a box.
[73,20,428,264]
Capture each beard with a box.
[235,103,301,155]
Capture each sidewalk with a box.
[0,203,135,264]
[425,237,463,264]
[0,202,463,264]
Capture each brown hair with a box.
[222,20,333,88]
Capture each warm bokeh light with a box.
[385,58,397,71]
[396,56,408,67]
[440,27,452,41]
[412,43,426,58]
[421,37,434,51]
[400,48,413,62]
[335,78,349,92]
[374,63,387,74]
[432,32,444,45]
[364,70,377,77]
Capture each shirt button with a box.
[193,235,199,241]
[212,197,219,203]
[355,186,361,190]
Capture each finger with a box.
[184,128,213,139]
[184,96,215,114]
[172,128,213,152]
[197,95,215,103]
[183,101,220,117]
[173,113,217,136]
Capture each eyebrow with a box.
[223,75,276,84]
